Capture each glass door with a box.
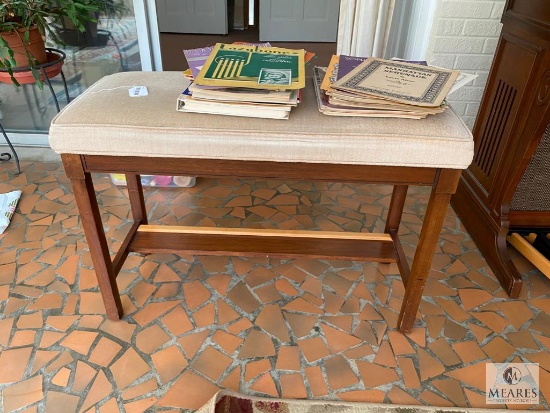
[0,0,156,145]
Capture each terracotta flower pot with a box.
[1,26,47,68]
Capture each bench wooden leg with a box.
[385,185,410,284]
[397,170,461,333]
[125,174,148,224]
[62,154,123,320]
[385,185,408,234]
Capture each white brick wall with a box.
[425,0,506,129]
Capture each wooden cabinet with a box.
[451,0,550,297]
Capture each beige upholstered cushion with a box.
[49,71,473,169]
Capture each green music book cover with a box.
[193,43,305,90]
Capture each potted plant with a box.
[0,0,100,86]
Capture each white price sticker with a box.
[129,86,148,97]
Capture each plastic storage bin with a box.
[110,174,196,188]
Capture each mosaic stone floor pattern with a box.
[0,160,549,412]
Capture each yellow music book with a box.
[193,43,305,90]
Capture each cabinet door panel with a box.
[156,0,228,35]
[260,0,340,42]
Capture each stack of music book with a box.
[177,43,306,120]
[314,55,460,119]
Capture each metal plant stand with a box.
[0,122,20,175]
[0,48,69,175]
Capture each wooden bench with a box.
[49,71,474,333]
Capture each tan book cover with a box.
[333,58,459,108]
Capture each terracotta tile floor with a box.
[0,159,549,412]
